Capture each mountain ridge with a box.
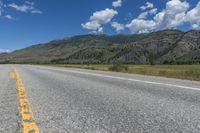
[0,30,200,64]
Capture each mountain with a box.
[0,30,200,64]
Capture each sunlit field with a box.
[52,64,200,81]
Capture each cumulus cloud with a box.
[126,19,156,33]
[90,8,117,24]
[154,0,189,29]
[140,2,154,11]
[8,1,42,14]
[82,8,118,33]
[111,22,125,32]
[127,0,190,33]
[82,0,200,34]
[82,21,101,31]
[112,0,122,8]
[185,1,200,29]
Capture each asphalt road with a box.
[1,65,200,133]
[0,66,20,133]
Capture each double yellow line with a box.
[12,68,39,133]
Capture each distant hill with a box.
[0,30,200,64]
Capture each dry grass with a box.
[51,64,200,81]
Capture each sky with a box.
[0,0,200,51]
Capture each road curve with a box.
[1,65,200,133]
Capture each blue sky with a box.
[0,0,200,51]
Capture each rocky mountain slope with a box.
[0,30,200,64]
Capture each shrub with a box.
[108,64,129,72]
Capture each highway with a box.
[1,65,200,133]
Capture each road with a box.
[1,65,200,133]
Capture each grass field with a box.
[51,64,200,81]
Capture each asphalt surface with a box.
[0,66,20,133]
[1,65,200,133]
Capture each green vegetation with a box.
[108,64,129,72]
[52,64,200,81]
[1,30,200,64]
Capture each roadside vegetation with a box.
[51,64,200,81]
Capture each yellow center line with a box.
[12,68,39,133]
[10,72,15,79]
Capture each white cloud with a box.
[98,27,104,33]
[4,14,13,20]
[0,1,41,20]
[127,0,190,33]
[89,27,104,34]
[9,3,31,12]
[0,1,14,19]
[0,49,10,53]
[31,10,42,14]
[111,22,125,32]
[185,1,200,29]
[8,1,42,14]
[140,2,154,11]
[137,12,148,19]
[90,8,117,24]
[137,8,157,19]
[82,21,101,31]
[149,8,157,14]
[82,0,200,34]
[82,8,118,33]
[112,0,122,8]
[25,1,34,6]
[154,0,189,29]
[126,19,155,33]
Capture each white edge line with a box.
[33,65,200,91]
